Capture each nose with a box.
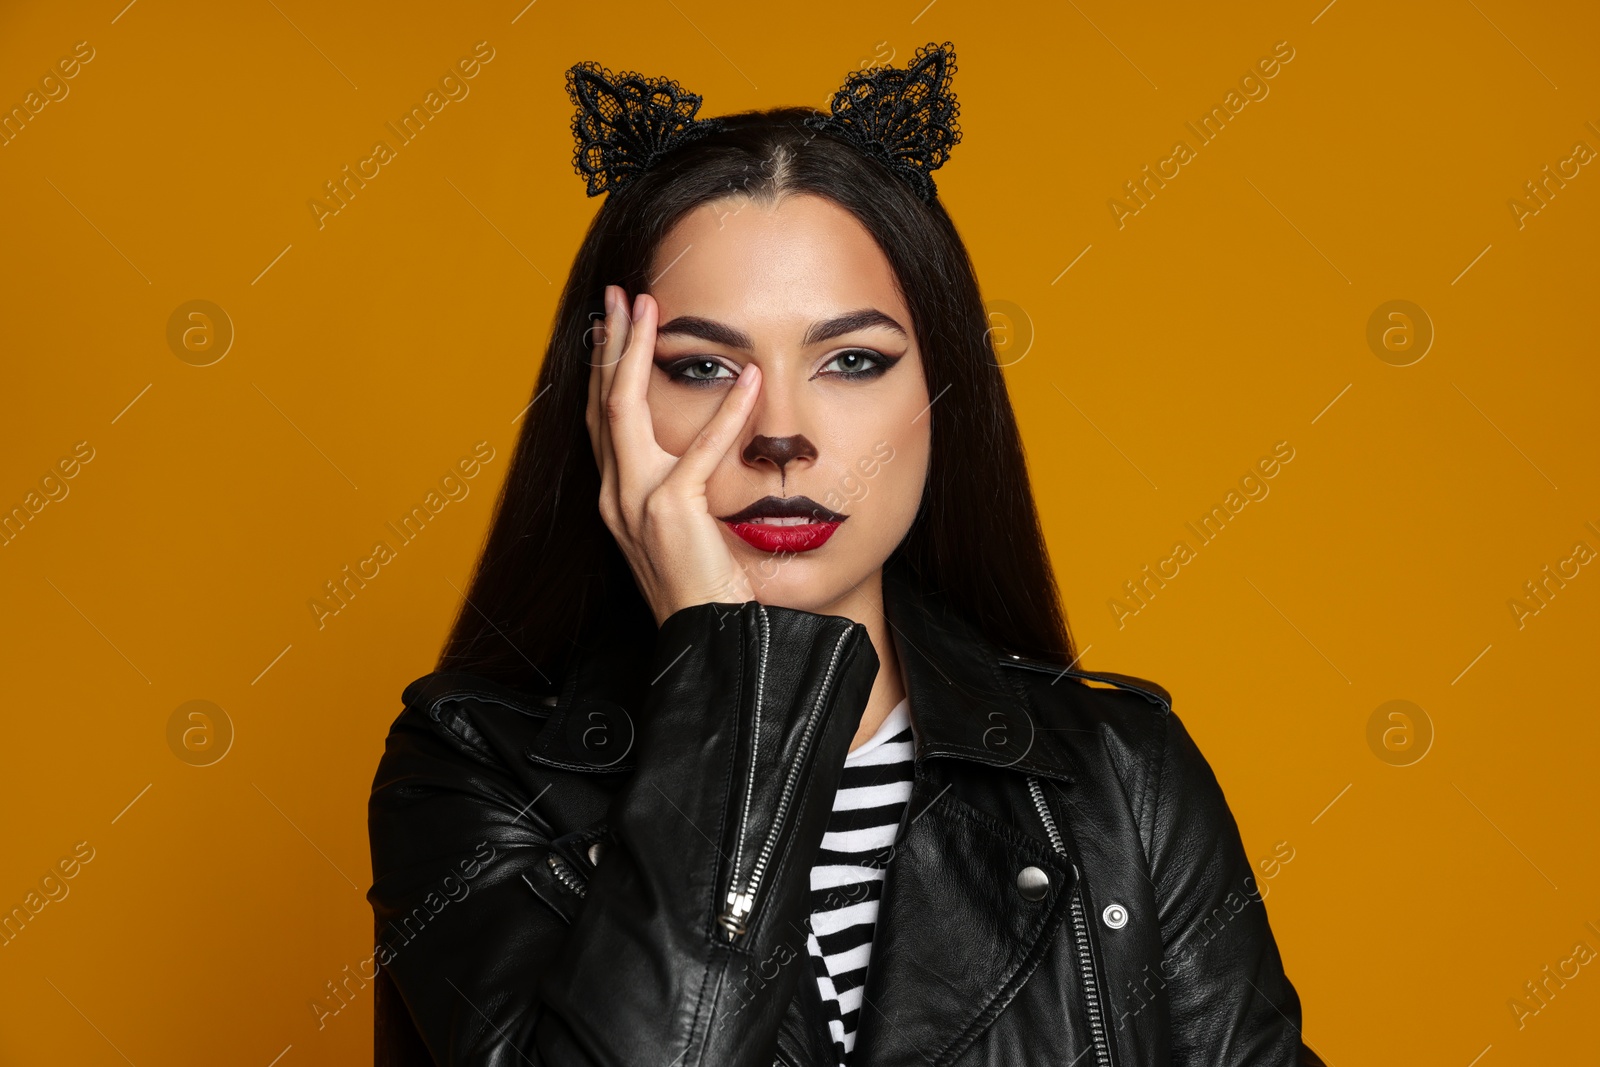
[742,434,818,485]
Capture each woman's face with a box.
[641,192,932,614]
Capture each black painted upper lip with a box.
[717,494,848,524]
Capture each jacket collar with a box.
[878,555,1077,783]
[529,554,1078,784]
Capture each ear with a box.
[565,60,726,198]
[801,41,964,203]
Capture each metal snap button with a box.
[587,841,605,866]
[1102,903,1128,929]
[1016,866,1050,901]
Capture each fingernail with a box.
[632,293,646,320]
[604,286,618,315]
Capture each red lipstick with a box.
[716,494,847,555]
[725,521,842,553]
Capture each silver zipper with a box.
[547,852,587,898]
[1027,776,1112,1067]
[717,623,851,940]
[720,605,771,936]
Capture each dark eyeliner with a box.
[815,348,901,380]
[656,348,901,387]
[656,356,739,387]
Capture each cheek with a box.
[881,429,930,519]
[835,376,930,515]
[834,417,929,523]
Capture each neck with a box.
[815,567,906,752]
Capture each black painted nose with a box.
[742,435,818,483]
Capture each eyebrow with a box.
[654,308,908,350]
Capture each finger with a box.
[607,293,665,494]
[592,287,621,517]
[598,286,630,391]
[596,287,634,494]
[664,360,761,493]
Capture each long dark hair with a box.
[436,106,1077,688]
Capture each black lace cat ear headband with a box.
[564,41,963,204]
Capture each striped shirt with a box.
[805,696,915,1065]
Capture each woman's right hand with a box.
[586,284,765,627]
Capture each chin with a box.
[738,555,866,615]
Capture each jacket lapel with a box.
[846,766,1078,1067]
[879,556,1078,785]
[846,558,1081,1066]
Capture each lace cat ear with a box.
[565,59,726,197]
[801,41,964,203]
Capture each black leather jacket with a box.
[367,559,1318,1066]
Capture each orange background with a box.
[2,1,1596,1063]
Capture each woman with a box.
[367,43,1318,1067]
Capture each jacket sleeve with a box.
[367,600,879,1066]
[1147,708,1322,1067]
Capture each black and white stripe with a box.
[806,697,915,1065]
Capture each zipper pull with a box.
[718,890,753,938]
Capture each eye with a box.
[663,358,738,386]
[817,349,897,380]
